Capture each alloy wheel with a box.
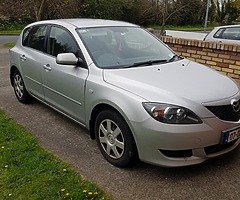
[14,74,24,99]
[98,119,125,159]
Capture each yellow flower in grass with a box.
[61,188,65,192]
[88,192,93,195]
[66,193,70,196]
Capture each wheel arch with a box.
[89,102,139,163]
[10,65,19,86]
[89,103,133,140]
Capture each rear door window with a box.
[27,25,47,52]
[221,27,240,40]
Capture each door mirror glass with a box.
[56,53,78,65]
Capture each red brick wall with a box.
[158,36,240,81]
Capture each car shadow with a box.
[125,147,239,178]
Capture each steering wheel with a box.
[92,50,106,60]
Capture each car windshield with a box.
[77,26,178,69]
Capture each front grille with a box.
[206,103,240,122]
[159,149,192,158]
[204,140,238,155]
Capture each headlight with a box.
[142,103,202,124]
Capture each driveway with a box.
[0,35,19,44]
[0,45,239,200]
[166,30,208,40]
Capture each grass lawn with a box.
[148,24,215,31]
[3,42,15,48]
[0,23,25,35]
[0,30,21,35]
[0,110,110,200]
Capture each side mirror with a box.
[56,53,79,65]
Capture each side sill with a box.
[29,93,88,130]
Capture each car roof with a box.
[27,18,138,28]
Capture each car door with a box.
[20,25,47,100]
[42,25,88,123]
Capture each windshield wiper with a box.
[123,59,168,68]
[168,54,183,62]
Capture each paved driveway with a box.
[166,30,208,40]
[0,46,239,200]
[0,35,19,44]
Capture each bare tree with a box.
[32,0,45,21]
[0,0,30,22]
[146,0,190,33]
[27,0,80,21]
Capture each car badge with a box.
[231,99,240,113]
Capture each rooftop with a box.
[29,18,138,28]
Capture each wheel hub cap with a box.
[108,134,115,144]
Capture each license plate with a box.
[221,127,240,144]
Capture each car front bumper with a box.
[131,117,240,167]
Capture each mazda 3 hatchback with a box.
[9,19,240,167]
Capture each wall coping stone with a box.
[159,36,240,52]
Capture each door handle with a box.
[43,64,52,71]
[20,54,26,61]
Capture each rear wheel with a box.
[12,70,33,103]
[95,109,137,168]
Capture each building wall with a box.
[158,36,240,81]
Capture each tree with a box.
[148,0,193,32]
[81,0,126,20]
[121,0,154,25]
[31,0,45,21]
[215,0,239,25]
[235,0,240,9]
[171,0,203,25]
[0,0,31,23]
[27,0,80,21]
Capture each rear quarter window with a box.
[222,27,240,40]
[22,27,31,46]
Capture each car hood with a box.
[103,59,239,104]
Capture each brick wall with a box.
[158,36,240,81]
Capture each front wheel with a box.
[12,70,33,103]
[95,110,137,168]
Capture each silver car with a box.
[204,25,240,45]
[9,19,240,167]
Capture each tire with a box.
[95,109,137,168]
[12,70,33,104]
